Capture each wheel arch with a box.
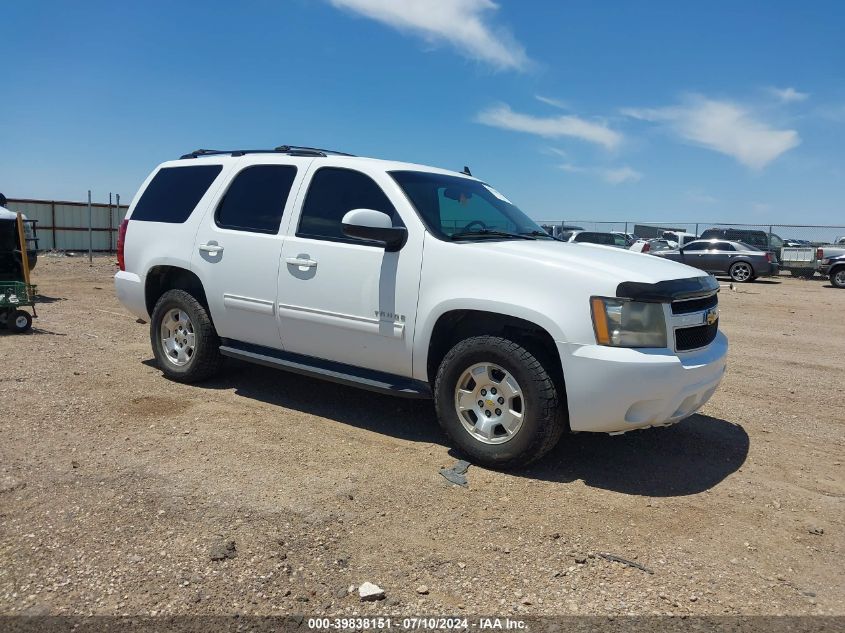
[423,308,568,424]
[145,265,210,317]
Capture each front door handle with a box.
[285,257,318,268]
[199,243,224,254]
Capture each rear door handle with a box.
[199,243,224,254]
[285,257,318,268]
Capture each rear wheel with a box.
[729,261,754,283]
[150,289,223,382]
[831,268,845,289]
[434,335,565,469]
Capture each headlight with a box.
[590,297,667,348]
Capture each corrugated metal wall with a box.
[4,198,129,252]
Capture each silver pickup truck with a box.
[780,238,845,278]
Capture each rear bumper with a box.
[759,262,780,277]
[558,332,728,433]
[114,271,149,321]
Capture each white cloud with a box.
[768,86,809,103]
[328,0,529,70]
[535,94,570,110]
[476,104,623,150]
[686,190,719,204]
[623,96,800,169]
[602,166,642,185]
[558,163,642,185]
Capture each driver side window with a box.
[298,167,398,242]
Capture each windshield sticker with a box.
[483,184,512,204]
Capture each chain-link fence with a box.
[536,220,845,246]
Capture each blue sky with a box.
[2,0,844,224]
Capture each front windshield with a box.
[390,170,552,240]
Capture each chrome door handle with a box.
[199,243,224,254]
[285,257,317,268]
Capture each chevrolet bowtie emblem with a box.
[705,308,718,326]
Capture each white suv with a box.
[115,146,727,468]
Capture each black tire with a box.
[729,261,754,283]
[831,267,845,289]
[0,311,8,329]
[434,335,565,469]
[150,289,223,383]
[9,309,32,333]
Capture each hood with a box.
[467,239,712,288]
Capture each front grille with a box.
[675,320,719,351]
[671,293,718,315]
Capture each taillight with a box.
[765,252,772,263]
[817,248,824,260]
[642,243,650,253]
[117,219,129,271]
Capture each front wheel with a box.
[729,261,754,283]
[434,335,566,469]
[150,289,223,383]
[831,268,845,289]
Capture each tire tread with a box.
[150,289,223,383]
[434,335,565,469]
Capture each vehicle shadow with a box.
[166,358,748,497]
[171,358,447,445]
[514,415,749,496]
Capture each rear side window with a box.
[714,241,734,251]
[215,165,297,234]
[132,165,222,223]
[298,168,397,242]
[683,242,707,251]
[574,232,614,245]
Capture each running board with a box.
[218,340,432,399]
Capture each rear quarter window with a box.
[132,165,223,223]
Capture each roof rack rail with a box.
[275,145,355,157]
[179,146,355,160]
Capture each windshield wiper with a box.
[450,229,536,241]
[519,230,560,241]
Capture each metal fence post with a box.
[115,194,120,252]
[108,192,113,252]
[695,223,699,236]
[87,190,92,264]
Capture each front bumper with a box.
[558,331,728,433]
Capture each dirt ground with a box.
[0,255,842,617]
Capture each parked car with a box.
[630,238,673,254]
[783,238,811,247]
[819,253,845,288]
[653,239,778,282]
[661,231,699,248]
[611,231,638,246]
[540,224,584,238]
[115,146,727,468]
[781,241,845,278]
[699,227,784,260]
[559,230,629,248]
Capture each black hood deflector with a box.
[616,276,719,302]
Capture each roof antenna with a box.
[462,166,472,176]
